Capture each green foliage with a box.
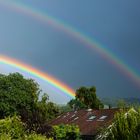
[0,133,11,140]
[45,102,60,120]
[58,104,72,113]
[53,124,81,140]
[97,108,140,140]
[25,133,53,140]
[68,86,103,110]
[117,99,127,109]
[68,99,86,110]
[0,73,39,119]
[0,115,25,139]
[0,116,52,140]
[0,72,60,135]
[29,95,59,135]
[33,93,60,122]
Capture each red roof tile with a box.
[50,108,119,136]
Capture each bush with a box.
[0,116,52,140]
[53,124,81,140]
[96,108,140,140]
[0,133,11,140]
[0,115,25,139]
[25,133,53,140]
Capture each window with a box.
[74,111,77,114]
[71,114,76,118]
[66,112,70,116]
[97,115,107,121]
[73,117,79,121]
[89,116,96,120]
[87,115,96,121]
[99,115,107,120]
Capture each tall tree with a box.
[68,86,103,110]
[0,73,39,118]
[0,73,59,135]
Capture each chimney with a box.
[109,104,111,109]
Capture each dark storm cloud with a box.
[0,0,140,103]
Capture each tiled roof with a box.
[50,108,119,136]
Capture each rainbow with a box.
[0,55,75,98]
[0,0,140,88]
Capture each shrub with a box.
[0,115,25,139]
[96,108,140,140]
[0,133,11,140]
[25,133,53,140]
[53,124,81,140]
[0,116,52,140]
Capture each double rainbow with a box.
[0,0,140,98]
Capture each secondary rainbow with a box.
[0,55,75,98]
[0,0,140,88]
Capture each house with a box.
[50,108,119,140]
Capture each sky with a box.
[0,0,140,104]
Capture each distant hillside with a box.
[123,98,140,105]
[101,97,140,108]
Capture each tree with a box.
[35,93,60,122]
[58,104,72,113]
[68,86,103,110]
[0,73,39,119]
[0,72,59,136]
[28,94,59,135]
[117,99,127,109]
[68,99,86,110]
